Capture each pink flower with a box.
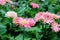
[0,0,6,5]
[34,12,44,21]
[21,18,35,28]
[30,2,39,8]
[5,11,17,19]
[42,12,54,24]
[25,18,35,27]
[0,0,13,5]
[13,17,23,25]
[5,0,13,4]
[51,22,60,32]
[51,14,60,19]
[13,17,35,28]
[34,12,54,24]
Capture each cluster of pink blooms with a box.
[30,2,39,8]
[35,12,60,32]
[35,12,60,23]
[0,0,13,5]
[5,11,60,32]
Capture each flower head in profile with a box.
[51,22,60,32]
[5,11,17,19]
[30,2,39,8]
[34,12,44,21]
[51,14,60,19]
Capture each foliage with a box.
[0,0,60,40]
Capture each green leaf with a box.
[15,34,23,40]
[24,37,30,40]
[0,24,6,35]
[32,38,36,40]
[49,0,58,4]
[0,17,2,22]
[55,18,60,24]
[51,35,60,40]
[45,23,50,29]
[48,5,55,13]
[36,32,43,40]
[9,36,14,40]
[25,27,42,32]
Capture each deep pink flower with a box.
[51,22,60,32]
[30,2,39,8]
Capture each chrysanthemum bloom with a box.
[42,12,54,24]
[34,12,54,24]
[5,11,17,19]
[13,17,35,28]
[19,18,35,28]
[34,12,44,21]
[5,0,13,4]
[0,0,13,5]
[51,22,60,32]
[30,2,39,8]
[35,12,60,24]
[13,17,23,25]
[51,14,60,19]
[0,0,6,5]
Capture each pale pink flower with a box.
[5,11,17,19]
[51,22,60,32]
[42,12,54,24]
[51,14,60,19]
[0,0,13,5]
[34,12,44,21]
[30,2,39,8]
[13,17,35,28]
[0,0,6,5]
[34,12,54,24]
[5,0,13,4]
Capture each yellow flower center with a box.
[20,20,27,24]
[45,18,48,20]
